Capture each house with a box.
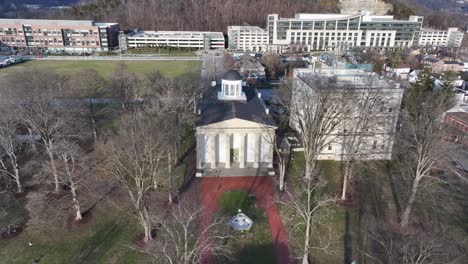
[195,70,277,177]
[445,112,468,145]
[385,63,411,79]
[433,61,464,73]
[238,55,266,80]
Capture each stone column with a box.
[225,133,231,169]
[196,133,203,169]
[267,132,274,168]
[210,134,216,169]
[253,133,260,168]
[239,133,245,169]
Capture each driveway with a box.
[199,176,291,264]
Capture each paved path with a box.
[199,176,291,264]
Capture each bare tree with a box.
[55,140,85,221]
[261,115,289,191]
[279,178,337,264]
[398,72,454,228]
[136,202,232,264]
[262,53,282,80]
[365,223,464,264]
[0,117,22,193]
[339,78,397,201]
[110,63,143,112]
[8,69,75,193]
[101,110,169,243]
[71,69,107,142]
[223,54,236,71]
[285,76,351,181]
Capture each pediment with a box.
[197,118,276,129]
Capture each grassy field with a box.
[216,191,276,264]
[0,58,201,263]
[0,59,200,79]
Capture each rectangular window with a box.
[328,144,332,150]
[372,141,377,150]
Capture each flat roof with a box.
[296,68,403,90]
[0,18,117,27]
[128,30,224,39]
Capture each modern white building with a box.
[266,12,423,52]
[291,68,404,160]
[196,70,276,176]
[228,26,269,52]
[418,27,464,48]
[122,30,225,50]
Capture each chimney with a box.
[258,93,262,98]
[265,108,269,115]
[211,81,216,87]
[197,109,201,115]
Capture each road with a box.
[200,51,225,89]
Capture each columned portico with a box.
[196,70,277,177]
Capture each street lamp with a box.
[28,241,38,264]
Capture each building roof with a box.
[223,70,243,81]
[444,61,463,65]
[0,18,108,27]
[239,55,265,72]
[446,112,468,125]
[196,85,276,127]
[296,68,403,90]
[127,30,224,39]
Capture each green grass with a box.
[216,191,276,264]
[124,47,198,56]
[0,60,200,79]
[0,195,151,264]
[219,190,256,216]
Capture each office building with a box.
[0,18,119,52]
[265,12,423,52]
[418,27,464,48]
[122,31,225,50]
[291,68,404,160]
[228,26,269,52]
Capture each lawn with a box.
[123,47,198,56]
[0,59,200,79]
[0,192,152,264]
[215,190,276,264]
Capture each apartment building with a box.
[291,68,404,160]
[122,31,225,50]
[227,26,269,52]
[418,27,464,48]
[0,19,119,52]
[265,12,423,52]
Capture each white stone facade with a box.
[228,26,269,52]
[418,28,464,48]
[291,68,404,161]
[196,119,275,170]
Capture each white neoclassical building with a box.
[196,70,277,177]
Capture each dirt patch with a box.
[1,225,23,240]
[65,210,94,230]
[132,228,159,248]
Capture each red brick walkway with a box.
[199,176,291,264]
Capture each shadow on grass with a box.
[214,243,276,264]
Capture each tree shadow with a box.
[344,208,352,264]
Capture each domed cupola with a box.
[218,70,247,101]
